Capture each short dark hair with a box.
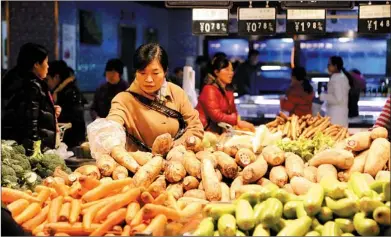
[292,66,313,94]
[16,43,48,72]
[105,59,124,75]
[133,43,169,72]
[351,69,361,75]
[213,52,227,59]
[48,60,71,82]
[174,67,183,74]
[248,49,259,58]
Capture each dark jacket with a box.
[2,68,57,155]
[54,78,87,148]
[1,207,31,236]
[90,80,129,120]
[232,61,259,96]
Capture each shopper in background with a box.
[107,43,203,151]
[1,206,31,236]
[90,59,128,120]
[1,43,57,155]
[280,67,314,117]
[196,55,255,134]
[232,49,260,96]
[320,56,353,128]
[349,69,366,119]
[167,67,183,87]
[47,61,87,149]
[374,96,391,140]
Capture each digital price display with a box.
[237,8,276,35]
[358,5,391,34]
[286,9,326,35]
[192,9,229,35]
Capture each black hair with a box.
[16,42,48,72]
[133,43,169,73]
[351,69,361,75]
[292,67,313,94]
[213,52,227,59]
[248,49,260,58]
[105,58,124,76]
[206,55,233,94]
[329,56,354,89]
[174,67,183,74]
[68,67,75,76]
[48,60,72,82]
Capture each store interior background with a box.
[1,1,390,127]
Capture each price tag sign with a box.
[238,8,276,35]
[358,5,391,34]
[286,9,326,34]
[192,9,229,35]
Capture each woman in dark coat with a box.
[47,60,87,149]
[1,43,57,155]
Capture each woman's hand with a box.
[237,120,255,132]
[54,105,62,118]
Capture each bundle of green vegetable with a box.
[191,172,390,236]
[276,132,335,161]
[1,140,71,190]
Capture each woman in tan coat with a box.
[106,43,204,152]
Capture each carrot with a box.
[35,185,58,199]
[35,231,49,236]
[96,155,118,177]
[261,145,285,166]
[58,202,71,222]
[165,222,184,236]
[165,192,180,211]
[151,133,174,156]
[130,151,153,166]
[81,194,117,209]
[214,151,238,179]
[131,223,147,233]
[182,176,199,191]
[53,167,71,185]
[133,156,163,189]
[47,196,63,223]
[2,187,40,203]
[185,136,204,153]
[309,148,354,169]
[69,199,82,224]
[220,183,230,202]
[346,131,372,151]
[79,175,101,190]
[125,202,140,224]
[52,182,70,197]
[7,199,29,217]
[112,165,129,180]
[338,150,368,181]
[153,192,168,205]
[235,148,256,168]
[364,138,390,177]
[32,220,47,236]
[94,188,141,223]
[111,146,140,173]
[164,161,187,183]
[242,157,268,184]
[147,175,166,198]
[183,151,202,179]
[14,202,41,224]
[317,164,338,183]
[183,190,206,200]
[201,158,222,201]
[90,208,127,236]
[54,233,70,236]
[69,181,82,198]
[141,191,155,204]
[303,166,318,183]
[121,225,131,236]
[167,183,184,200]
[142,214,167,236]
[130,207,144,227]
[230,176,244,200]
[44,222,100,235]
[290,176,314,195]
[269,166,289,188]
[36,188,51,204]
[83,200,109,229]
[82,178,133,203]
[75,165,101,180]
[143,204,180,221]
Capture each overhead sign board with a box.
[165,1,232,9]
[286,9,326,35]
[281,1,354,10]
[237,8,276,35]
[192,9,229,35]
[358,5,391,34]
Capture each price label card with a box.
[238,8,276,35]
[358,5,391,34]
[286,9,326,34]
[192,9,229,35]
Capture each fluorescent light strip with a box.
[311,77,330,83]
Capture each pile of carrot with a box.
[266,112,350,141]
[2,177,204,236]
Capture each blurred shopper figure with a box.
[196,55,255,134]
[1,207,31,236]
[167,67,183,87]
[1,43,57,155]
[280,67,314,117]
[373,96,391,140]
[232,49,260,96]
[320,56,354,128]
[90,59,128,120]
[47,60,87,149]
[349,69,366,119]
[195,55,209,90]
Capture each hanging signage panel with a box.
[358,5,391,34]
[192,9,229,35]
[166,1,232,8]
[237,8,276,35]
[286,9,326,35]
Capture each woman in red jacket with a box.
[280,67,314,117]
[196,56,255,134]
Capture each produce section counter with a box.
[235,95,388,128]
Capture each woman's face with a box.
[46,74,61,91]
[327,59,338,75]
[105,70,121,84]
[34,57,49,79]
[136,59,166,94]
[215,62,234,86]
